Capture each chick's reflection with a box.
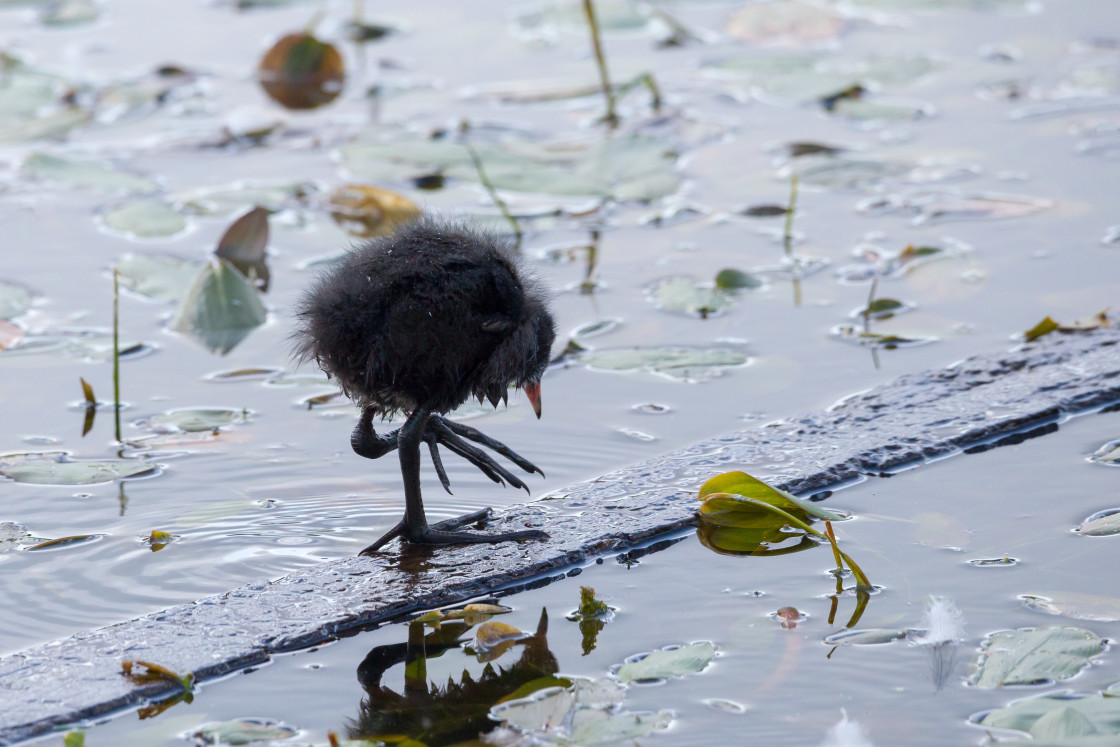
[348,608,558,746]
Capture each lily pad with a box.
[510,0,656,42]
[25,534,105,551]
[174,181,320,217]
[977,685,1120,740]
[117,253,204,303]
[22,152,157,193]
[714,268,763,290]
[0,452,158,485]
[1020,592,1120,622]
[102,201,188,239]
[649,277,734,318]
[1076,509,1120,536]
[170,260,267,355]
[257,32,345,111]
[828,97,935,123]
[341,134,680,201]
[830,325,937,349]
[968,626,1104,687]
[822,628,908,645]
[192,719,296,745]
[726,1,845,46]
[698,470,845,522]
[615,641,715,683]
[138,408,249,434]
[41,0,99,26]
[0,281,33,320]
[0,107,90,142]
[568,708,674,744]
[580,346,749,381]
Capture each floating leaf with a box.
[0,280,33,320]
[147,530,174,552]
[698,471,844,521]
[102,201,188,239]
[714,268,763,290]
[828,97,934,122]
[471,621,525,653]
[580,346,748,381]
[568,708,673,744]
[510,0,655,41]
[978,685,1120,738]
[215,207,271,291]
[822,628,908,645]
[327,185,420,238]
[650,277,733,318]
[22,152,157,193]
[170,260,267,355]
[1023,316,1060,342]
[25,534,104,551]
[176,181,319,217]
[138,408,249,433]
[41,0,99,26]
[1021,593,1120,623]
[341,134,679,201]
[1076,509,1120,536]
[615,641,715,683]
[0,106,90,142]
[968,626,1104,687]
[258,33,345,110]
[858,297,910,320]
[571,318,621,340]
[191,719,295,745]
[0,452,158,485]
[62,732,84,747]
[117,253,204,303]
[830,325,936,349]
[726,1,845,46]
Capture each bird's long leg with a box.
[350,406,399,459]
[359,406,547,555]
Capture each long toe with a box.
[430,507,493,531]
[359,518,406,556]
[436,418,545,477]
[406,527,548,546]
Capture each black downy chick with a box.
[294,217,556,554]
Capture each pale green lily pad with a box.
[41,0,99,26]
[726,1,845,46]
[978,685,1120,739]
[568,708,673,744]
[22,152,157,192]
[1088,440,1120,465]
[2,329,151,360]
[615,641,715,683]
[795,155,913,190]
[823,628,908,645]
[650,277,734,317]
[969,626,1104,687]
[0,107,91,142]
[1076,510,1120,537]
[755,72,862,105]
[1021,593,1120,623]
[510,0,655,41]
[341,135,680,201]
[170,260,267,355]
[139,408,249,433]
[581,347,749,381]
[174,181,319,217]
[829,97,934,122]
[103,201,188,239]
[117,253,204,303]
[0,281,33,320]
[0,452,158,485]
[191,719,296,745]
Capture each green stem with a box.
[112,267,121,443]
[782,173,798,259]
[581,0,617,128]
[464,142,522,247]
[864,276,878,335]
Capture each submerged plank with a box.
[3,328,1120,743]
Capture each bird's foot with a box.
[423,416,545,495]
[358,508,547,556]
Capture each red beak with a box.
[525,382,542,419]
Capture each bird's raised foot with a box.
[424,415,544,495]
[358,507,547,556]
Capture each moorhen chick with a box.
[294,217,555,555]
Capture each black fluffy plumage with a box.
[294,218,556,418]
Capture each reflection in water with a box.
[349,608,559,746]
